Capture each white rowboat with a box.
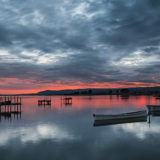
[93,110,147,121]
[147,105,160,112]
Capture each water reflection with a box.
[0,104,22,122]
[0,123,75,146]
[0,95,160,160]
[116,122,160,140]
[94,117,147,127]
[0,112,21,122]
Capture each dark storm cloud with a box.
[133,64,160,83]
[0,0,160,87]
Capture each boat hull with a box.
[93,110,147,121]
[147,105,160,112]
[94,116,147,127]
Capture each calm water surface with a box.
[0,95,160,160]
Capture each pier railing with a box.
[63,97,72,105]
[0,96,22,122]
[38,96,51,106]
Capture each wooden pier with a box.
[63,97,72,105]
[38,97,51,106]
[38,100,51,105]
[0,96,22,121]
[0,96,21,106]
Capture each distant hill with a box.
[37,89,107,95]
[37,87,160,95]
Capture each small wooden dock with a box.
[38,97,51,106]
[0,96,22,121]
[63,97,72,105]
[0,96,21,106]
[38,100,51,105]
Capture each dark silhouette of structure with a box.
[63,97,72,105]
[38,96,51,106]
[0,96,22,122]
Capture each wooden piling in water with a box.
[38,96,51,106]
[63,97,72,105]
[0,96,22,122]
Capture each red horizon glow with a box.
[21,96,158,113]
[0,78,160,94]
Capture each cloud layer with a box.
[0,0,160,92]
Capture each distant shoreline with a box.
[0,93,159,96]
[0,86,160,96]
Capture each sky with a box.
[0,0,160,94]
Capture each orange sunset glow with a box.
[0,78,160,94]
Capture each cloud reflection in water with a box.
[0,124,75,146]
[114,122,160,140]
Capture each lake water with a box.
[0,95,160,160]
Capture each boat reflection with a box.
[94,117,147,127]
